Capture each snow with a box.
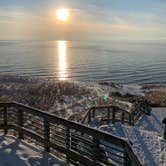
[0,75,145,121]
[137,108,166,133]
[99,108,166,166]
[100,82,144,97]
[120,84,144,97]
[0,75,166,165]
[0,134,68,166]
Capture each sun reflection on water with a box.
[58,40,68,80]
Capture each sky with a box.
[0,0,166,41]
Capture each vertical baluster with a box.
[4,106,8,134]
[92,108,95,119]
[121,111,125,124]
[112,107,116,124]
[18,109,24,139]
[124,147,129,166]
[129,113,134,126]
[92,138,100,162]
[163,124,166,140]
[88,111,91,124]
[44,118,50,152]
[131,112,135,126]
[129,114,132,125]
[107,108,110,125]
[66,127,70,162]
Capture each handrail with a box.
[82,105,135,126]
[0,102,142,166]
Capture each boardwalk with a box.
[0,134,68,166]
[99,108,166,166]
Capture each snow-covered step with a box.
[0,134,68,166]
[100,123,166,166]
[122,126,166,166]
[90,107,166,165]
[136,107,166,134]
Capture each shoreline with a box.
[0,74,166,121]
[0,74,166,165]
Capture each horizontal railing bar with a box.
[50,133,66,141]
[101,143,124,153]
[82,105,131,123]
[70,144,93,156]
[50,136,66,144]
[50,140,66,147]
[70,139,92,150]
[100,156,123,165]
[24,121,44,127]
[50,126,66,132]
[90,105,130,113]
[71,140,92,150]
[105,149,124,159]
[71,134,93,146]
[70,142,92,153]
[50,130,66,137]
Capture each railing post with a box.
[112,107,116,124]
[66,127,70,162]
[124,146,129,166]
[121,111,125,124]
[88,111,91,124]
[124,142,134,166]
[92,138,100,162]
[129,114,132,125]
[129,113,134,126]
[4,106,8,135]
[18,109,24,139]
[132,112,135,126]
[92,108,95,119]
[107,108,110,125]
[124,142,141,166]
[44,118,50,152]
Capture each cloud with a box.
[0,0,165,41]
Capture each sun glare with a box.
[56,9,69,21]
[58,41,68,80]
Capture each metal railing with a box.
[82,105,137,126]
[0,102,142,166]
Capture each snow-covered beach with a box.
[0,134,68,166]
[0,75,166,120]
[0,75,166,166]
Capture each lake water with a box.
[0,40,166,84]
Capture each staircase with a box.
[95,108,166,166]
[0,102,142,166]
[82,104,150,127]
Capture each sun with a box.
[56,9,69,21]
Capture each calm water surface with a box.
[0,40,166,84]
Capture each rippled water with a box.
[0,40,166,83]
